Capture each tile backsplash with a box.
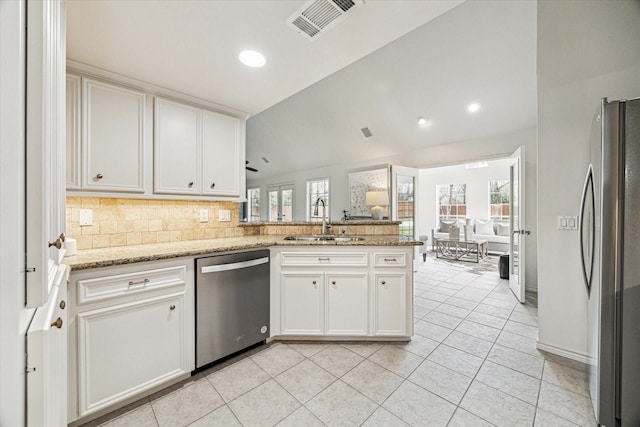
[66,197,246,250]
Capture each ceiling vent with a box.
[287,0,364,41]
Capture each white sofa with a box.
[431,218,510,254]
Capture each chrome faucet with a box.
[314,197,332,235]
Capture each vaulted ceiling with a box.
[66,0,537,181]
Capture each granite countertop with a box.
[65,234,423,271]
[238,220,402,226]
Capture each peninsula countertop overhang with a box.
[65,235,423,271]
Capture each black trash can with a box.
[499,254,509,279]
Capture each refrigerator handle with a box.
[579,165,594,296]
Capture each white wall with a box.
[418,159,511,234]
[248,128,538,288]
[0,2,30,425]
[536,0,640,360]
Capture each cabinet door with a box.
[373,273,406,336]
[77,293,187,417]
[281,273,323,335]
[154,98,201,194]
[201,110,241,197]
[66,74,81,189]
[325,273,368,335]
[82,78,145,192]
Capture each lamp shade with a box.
[365,191,389,207]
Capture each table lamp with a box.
[365,191,389,220]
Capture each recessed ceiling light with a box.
[417,117,431,127]
[238,50,266,68]
[467,103,481,113]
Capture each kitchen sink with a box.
[283,235,364,242]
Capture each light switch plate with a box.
[557,215,579,230]
[79,209,93,226]
[199,209,209,223]
[219,209,231,222]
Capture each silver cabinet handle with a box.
[128,278,150,287]
[95,173,103,180]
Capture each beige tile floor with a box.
[84,256,596,427]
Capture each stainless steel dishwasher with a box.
[195,249,270,369]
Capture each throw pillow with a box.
[497,223,510,236]
[439,221,453,233]
[476,219,495,235]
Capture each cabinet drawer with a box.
[77,266,186,305]
[373,253,407,267]
[281,252,368,267]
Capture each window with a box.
[307,179,329,222]
[489,180,510,220]
[268,184,294,222]
[436,184,467,221]
[247,188,261,222]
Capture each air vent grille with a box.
[333,0,356,12]
[287,0,363,41]
[292,16,320,38]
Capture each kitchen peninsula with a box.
[64,221,421,424]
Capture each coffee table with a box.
[434,238,488,263]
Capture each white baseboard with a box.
[536,340,592,365]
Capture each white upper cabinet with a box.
[154,98,201,195]
[66,68,246,200]
[82,78,145,192]
[201,110,241,197]
[154,97,244,198]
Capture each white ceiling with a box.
[247,0,537,179]
[66,0,537,182]
[67,0,463,115]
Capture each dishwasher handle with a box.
[200,257,269,274]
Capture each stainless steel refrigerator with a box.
[580,97,640,427]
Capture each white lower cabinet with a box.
[326,273,368,335]
[77,293,185,416]
[273,247,413,339]
[373,272,407,336]
[68,258,194,424]
[281,273,323,335]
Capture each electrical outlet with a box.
[219,209,231,222]
[79,209,93,226]
[199,209,209,223]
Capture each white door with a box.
[268,184,294,222]
[201,110,241,197]
[509,147,528,303]
[25,0,67,308]
[390,165,419,239]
